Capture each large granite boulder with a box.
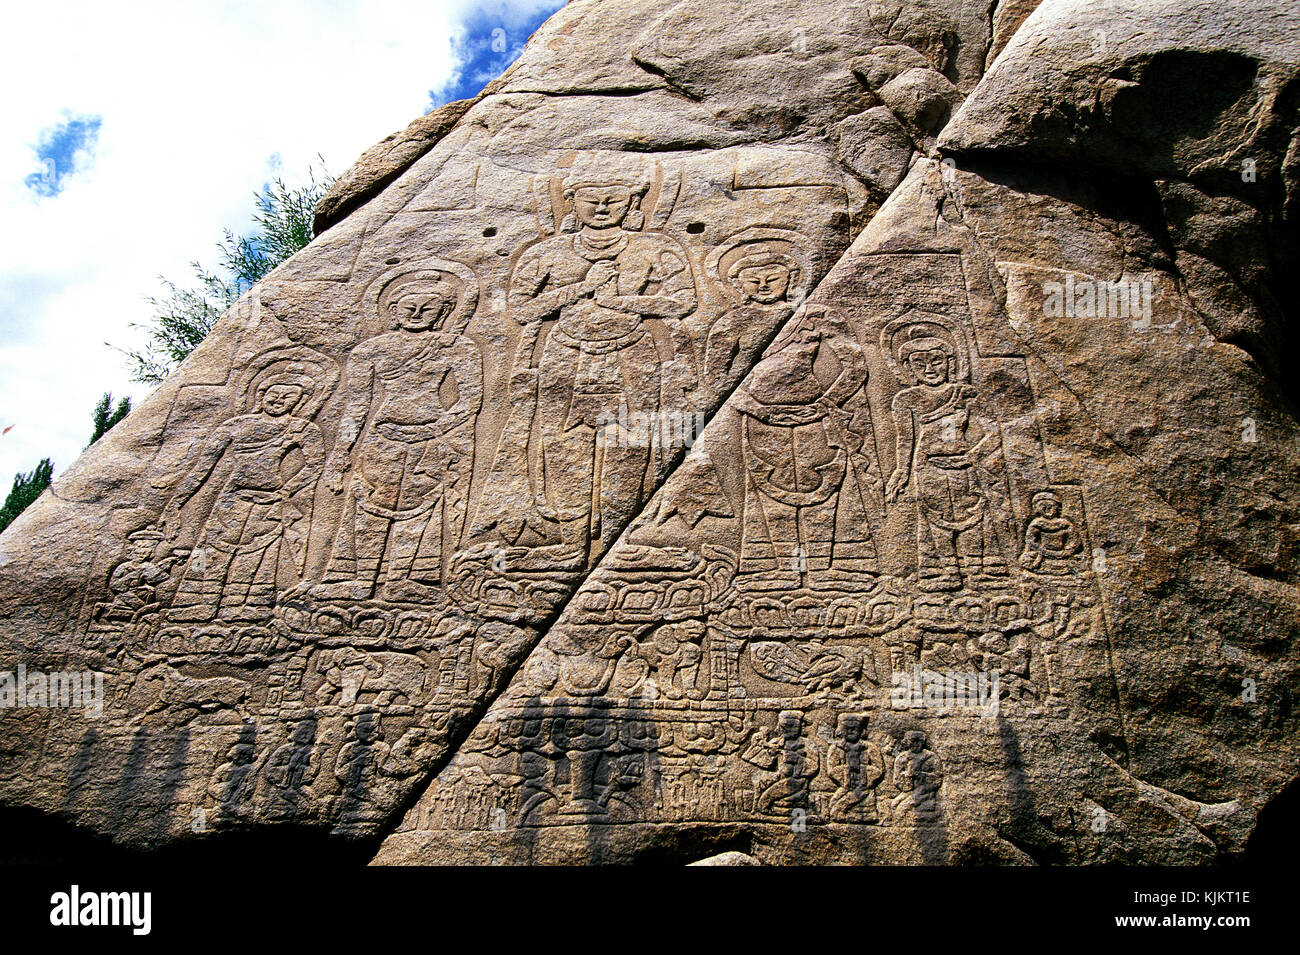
[1,0,1296,865]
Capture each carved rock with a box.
[314,96,481,235]
[1,0,1297,866]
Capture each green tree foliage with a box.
[88,392,132,447]
[121,165,333,385]
[2,391,135,536]
[0,458,54,535]
[3,166,334,536]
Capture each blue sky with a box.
[23,115,103,199]
[435,1,564,104]
[0,0,563,491]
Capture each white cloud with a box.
[0,0,556,487]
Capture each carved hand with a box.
[593,281,623,308]
[437,409,471,436]
[324,455,350,494]
[160,504,182,541]
[886,468,910,502]
[765,403,823,426]
[933,452,973,470]
[582,260,618,293]
[818,396,850,421]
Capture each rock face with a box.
[1,0,1297,865]
[312,95,482,235]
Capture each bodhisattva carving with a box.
[731,306,882,589]
[883,315,1014,592]
[163,347,336,624]
[484,155,698,570]
[311,265,482,604]
[703,227,816,402]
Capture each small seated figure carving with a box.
[1019,490,1083,576]
[827,714,885,821]
[891,731,941,819]
[752,711,820,816]
[209,738,264,822]
[96,529,178,623]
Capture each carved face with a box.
[571,185,633,228]
[906,348,952,386]
[391,287,458,332]
[1033,495,1062,518]
[354,716,380,743]
[260,383,304,417]
[735,263,794,304]
[839,716,863,742]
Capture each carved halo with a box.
[237,344,339,419]
[881,310,973,384]
[363,258,481,338]
[705,227,818,306]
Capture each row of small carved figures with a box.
[412,726,943,828]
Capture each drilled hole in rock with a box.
[686,222,705,234]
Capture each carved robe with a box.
[502,228,697,563]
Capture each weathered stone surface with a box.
[373,147,1297,863]
[985,0,1041,68]
[1,0,1297,865]
[941,0,1300,183]
[940,0,1300,385]
[688,850,759,865]
[835,106,913,199]
[314,95,481,235]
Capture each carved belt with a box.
[750,449,848,508]
[551,324,647,355]
[925,453,972,470]
[374,421,444,442]
[231,489,283,505]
